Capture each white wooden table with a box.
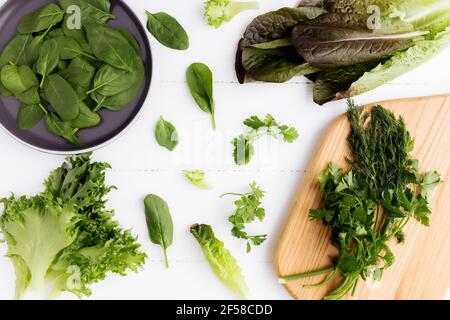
[0,0,449,300]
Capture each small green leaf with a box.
[45,113,80,145]
[186,63,215,129]
[420,171,441,199]
[45,74,79,121]
[17,104,45,130]
[0,64,38,94]
[183,170,212,189]
[18,3,64,34]
[144,194,174,268]
[155,116,179,151]
[146,11,189,50]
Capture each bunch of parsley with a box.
[279,101,441,300]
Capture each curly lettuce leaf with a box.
[0,195,79,299]
[190,224,249,299]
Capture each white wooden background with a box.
[0,0,449,300]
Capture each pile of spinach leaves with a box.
[0,1,145,144]
[235,0,450,105]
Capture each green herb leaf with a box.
[59,57,96,100]
[232,114,299,165]
[183,170,212,189]
[67,101,101,129]
[186,63,216,129]
[155,116,179,151]
[143,194,174,268]
[146,11,189,50]
[59,0,115,25]
[0,34,34,68]
[221,181,267,253]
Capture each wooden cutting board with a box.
[274,94,450,300]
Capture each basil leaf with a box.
[85,24,141,72]
[67,101,100,129]
[146,11,189,50]
[17,104,45,130]
[0,64,38,94]
[18,4,64,34]
[0,35,34,68]
[143,194,174,268]
[59,57,96,100]
[186,63,216,129]
[44,74,79,121]
[155,116,179,151]
[16,86,41,105]
[36,39,60,88]
[45,113,80,145]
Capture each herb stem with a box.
[278,266,336,283]
[303,269,338,289]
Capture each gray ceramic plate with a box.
[0,0,152,154]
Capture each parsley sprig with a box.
[279,101,441,300]
[232,114,299,165]
[221,181,267,253]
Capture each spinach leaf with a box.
[18,4,64,34]
[146,11,189,50]
[155,116,179,151]
[91,74,143,111]
[45,113,80,145]
[0,64,38,94]
[186,63,216,129]
[17,104,45,130]
[67,101,100,128]
[236,6,326,82]
[47,28,65,39]
[45,74,80,121]
[27,30,52,64]
[291,13,421,69]
[85,24,141,72]
[59,0,115,25]
[57,60,69,71]
[0,35,34,68]
[61,17,93,54]
[0,84,12,97]
[54,36,96,60]
[36,39,60,88]
[16,86,41,105]
[143,194,174,268]
[242,46,319,82]
[88,62,143,96]
[59,57,96,100]
[117,28,141,55]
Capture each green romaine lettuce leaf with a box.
[340,30,450,99]
[190,224,249,299]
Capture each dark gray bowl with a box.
[0,0,152,154]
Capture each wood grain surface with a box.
[274,94,450,300]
